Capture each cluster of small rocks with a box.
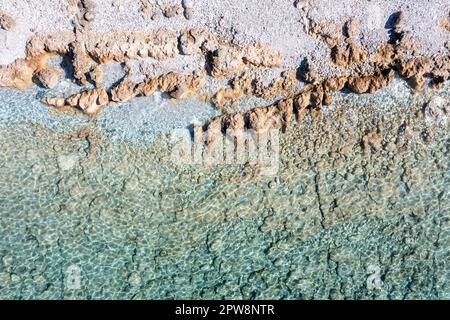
[139,0,194,20]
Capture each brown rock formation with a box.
[0,10,16,31]
[213,71,296,111]
[430,54,450,87]
[347,68,394,93]
[42,70,205,115]
[161,4,184,18]
[306,17,369,68]
[110,77,138,103]
[83,31,179,63]
[43,88,109,116]
[110,72,206,103]
[71,41,94,85]
[306,18,346,48]
[35,67,62,89]
[198,49,447,140]
[398,57,433,89]
[0,9,448,128]
[0,30,179,90]
[438,15,450,32]
[198,79,336,142]
[0,55,49,89]
[25,32,76,57]
[331,42,368,67]
[211,47,245,77]
[89,65,104,88]
[200,35,449,138]
[179,28,220,55]
[180,28,283,77]
[72,0,96,31]
[242,43,284,69]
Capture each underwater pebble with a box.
[57,154,78,171]
[128,272,142,287]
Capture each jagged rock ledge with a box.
[0,5,448,133]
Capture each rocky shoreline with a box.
[0,1,448,137]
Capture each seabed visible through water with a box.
[0,79,448,299]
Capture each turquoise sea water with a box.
[0,81,448,299]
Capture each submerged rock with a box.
[43,88,109,116]
[57,154,78,171]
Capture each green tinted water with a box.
[0,81,448,299]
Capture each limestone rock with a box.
[43,88,109,116]
[25,32,76,57]
[179,28,220,55]
[348,69,394,94]
[83,31,179,62]
[344,18,360,39]
[157,72,206,99]
[398,57,433,89]
[242,43,284,69]
[306,18,346,48]
[89,65,104,87]
[211,47,245,77]
[0,59,36,89]
[110,72,206,104]
[438,15,450,32]
[331,42,368,67]
[35,67,61,89]
[110,77,138,102]
[180,28,283,77]
[0,10,16,31]
[430,54,450,87]
[161,4,183,18]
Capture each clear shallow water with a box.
[0,81,448,299]
[0,83,219,143]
